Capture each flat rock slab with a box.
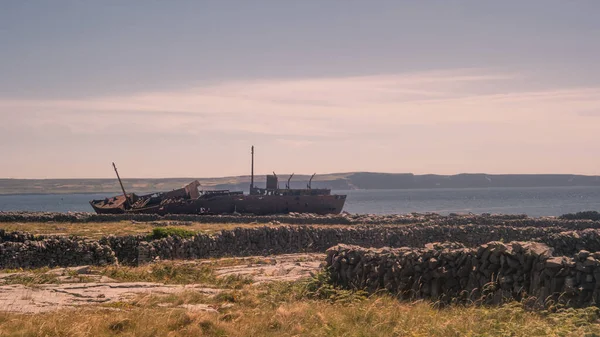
[0,283,219,313]
[0,253,324,313]
[214,253,323,283]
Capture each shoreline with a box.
[1,210,599,224]
[3,184,600,196]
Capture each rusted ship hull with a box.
[90,147,347,215]
[90,181,201,215]
[91,204,126,214]
[233,194,346,215]
[149,194,346,216]
[89,194,131,214]
[92,194,345,216]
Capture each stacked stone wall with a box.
[0,229,36,243]
[98,235,145,265]
[326,242,600,308]
[0,237,116,269]
[90,225,600,265]
[541,229,600,257]
[3,211,599,228]
[3,223,600,268]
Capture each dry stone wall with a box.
[326,242,600,308]
[0,237,116,269]
[0,229,36,243]
[0,211,356,225]
[541,229,600,257]
[3,210,600,308]
[3,211,600,229]
[98,235,145,265]
[93,225,600,265]
[3,223,600,269]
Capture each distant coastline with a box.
[1,173,600,195]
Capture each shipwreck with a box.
[89,147,347,215]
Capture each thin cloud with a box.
[275,139,314,148]
[1,68,599,139]
[578,110,600,117]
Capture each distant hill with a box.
[1,173,600,195]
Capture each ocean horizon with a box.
[2,186,600,217]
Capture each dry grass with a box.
[1,280,599,337]
[1,221,153,238]
[1,221,356,239]
[1,263,599,336]
[0,272,63,286]
[2,222,599,336]
[0,221,294,239]
[1,260,259,288]
[92,261,253,289]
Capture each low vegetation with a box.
[1,260,256,289]
[0,221,283,239]
[2,219,600,336]
[94,261,252,289]
[560,211,600,221]
[1,275,599,336]
[148,226,197,240]
[0,267,62,286]
[0,221,353,240]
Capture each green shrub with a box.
[258,271,368,305]
[559,211,600,221]
[148,227,197,240]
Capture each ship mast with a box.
[308,173,316,189]
[112,162,129,206]
[250,146,254,193]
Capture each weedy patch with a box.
[302,270,369,303]
[101,301,135,310]
[147,226,197,240]
[0,267,51,274]
[92,261,253,288]
[0,266,99,286]
[1,274,600,337]
[0,272,62,286]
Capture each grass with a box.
[0,221,286,239]
[2,221,600,336]
[1,277,599,337]
[92,261,253,289]
[0,272,62,286]
[148,226,197,239]
[1,262,599,336]
[0,259,263,288]
[0,221,153,239]
[0,221,357,239]
[0,267,97,286]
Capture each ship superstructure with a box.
[90,147,346,215]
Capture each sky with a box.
[1,1,599,179]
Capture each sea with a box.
[1,186,600,217]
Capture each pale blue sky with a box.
[1,1,599,178]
